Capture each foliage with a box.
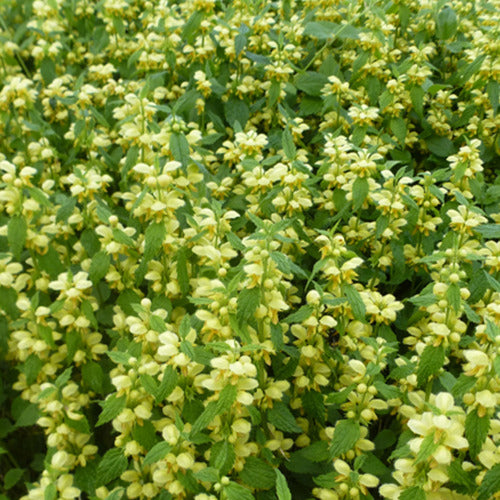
[0,0,499,499]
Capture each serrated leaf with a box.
[107,350,131,365]
[97,448,127,486]
[112,228,134,247]
[330,420,360,457]
[89,251,110,284]
[177,247,189,296]
[96,393,126,426]
[216,384,237,414]
[275,469,291,500]
[446,282,461,312]
[227,231,245,251]
[436,6,458,40]
[55,367,72,388]
[170,132,190,167]
[143,442,172,465]
[82,361,104,394]
[268,402,302,433]
[157,366,178,402]
[193,467,219,483]
[414,432,439,464]
[343,284,366,321]
[399,486,426,500]
[284,304,313,324]
[282,128,296,160]
[465,409,489,458]
[417,344,445,386]
[478,464,500,500]
[56,197,77,223]
[8,216,27,259]
[295,72,328,96]
[144,222,166,260]
[225,482,254,500]
[210,440,235,475]
[237,287,261,322]
[302,390,325,422]
[224,98,250,128]
[270,252,308,279]
[390,117,407,146]
[239,457,275,490]
[352,177,369,210]
[475,224,500,239]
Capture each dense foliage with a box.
[0,0,499,498]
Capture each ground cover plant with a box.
[0,0,499,498]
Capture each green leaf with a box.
[478,464,500,500]
[143,442,172,465]
[97,448,128,486]
[282,128,296,160]
[237,287,261,322]
[40,58,56,84]
[8,216,27,259]
[275,469,291,500]
[107,350,131,365]
[96,394,126,427]
[89,251,110,284]
[465,409,489,458]
[104,488,125,500]
[267,402,302,433]
[239,457,276,490]
[295,72,328,96]
[448,459,476,492]
[436,6,458,40]
[4,468,24,490]
[225,482,254,500]
[112,228,134,247]
[177,247,189,296]
[269,80,281,107]
[446,283,461,312]
[44,482,57,500]
[390,117,407,146]
[227,232,245,251]
[224,98,250,128]
[352,177,369,210]
[302,390,325,423]
[343,284,366,321]
[144,222,166,260]
[15,404,40,428]
[55,367,72,388]
[426,136,455,157]
[399,4,411,32]
[216,384,237,414]
[82,361,104,394]
[494,355,500,377]
[417,344,445,386]
[193,467,219,483]
[56,197,77,223]
[210,440,235,475]
[270,252,308,279]
[487,80,499,115]
[170,132,190,167]
[190,401,219,436]
[414,432,439,464]
[475,224,500,239]
[330,420,360,457]
[399,486,426,500]
[283,305,314,324]
[157,366,178,402]
[179,314,191,339]
[303,21,359,40]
